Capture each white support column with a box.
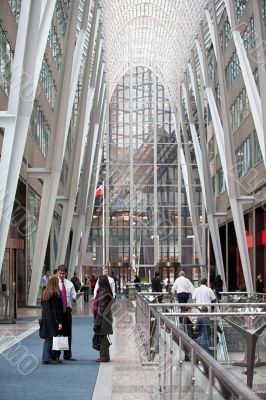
[129,65,134,269]
[179,96,204,266]
[223,1,266,166]
[55,2,99,266]
[105,84,110,266]
[67,57,105,276]
[28,1,81,305]
[80,95,106,270]
[174,106,182,263]
[0,0,53,275]
[153,68,158,266]
[187,53,226,286]
[200,2,254,292]
[79,82,106,269]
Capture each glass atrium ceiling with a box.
[102,0,209,101]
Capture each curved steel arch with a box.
[102,0,207,96]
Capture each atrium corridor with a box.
[1,0,266,398]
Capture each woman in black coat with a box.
[39,276,63,364]
[93,275,113,362]
[212,274,223,301]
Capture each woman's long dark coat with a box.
[39,292,63,338]
[94,289,113,336]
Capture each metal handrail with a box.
[159,313,260,399]
[136,292,266,397]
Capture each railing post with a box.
[191,349,195,400]
[178,336,182,400]
[169,328,173,400]
[163,321,167,396]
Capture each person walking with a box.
[40,270,50,292]
[93,276,113,362]
[94,267,116,299]
[256,273,264,293]
[90,275,97,295]
[171,271,194,309]
[192,277,216,310]
[151,271,162,292]
[212,274,223,301]
[82,274,90,303]
[195,305,213,354]
[134,274,141,292]
[71,272,82,292]
[57,265,83,360]
[39,276,63,364]
[111,271,119,294]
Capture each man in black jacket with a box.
[151,271,162,292]
[151,271,163,303]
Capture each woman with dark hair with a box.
[212,274,223,301]
[39,276,63,364]
[93,275,113,362]
[256,273,264,293]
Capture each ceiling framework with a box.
[102,0,208,101]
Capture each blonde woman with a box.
[39,276,63,364]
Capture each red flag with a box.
[95,185,103,196]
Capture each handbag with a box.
[38,318,44,338]
[92,333,100,351]
[52,336,69,351]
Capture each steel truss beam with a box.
[67,54,105,278]
[223,0,266,167]
[55,1,100,267]
[28,1,85,305]
[178,97,204,266]
[0,0,56,275]
[193,1,253,292]
[184,54,226,287]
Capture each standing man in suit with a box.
[57,265,83,360]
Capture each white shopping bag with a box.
[52,336,69,351]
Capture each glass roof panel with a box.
[102,0,208,100]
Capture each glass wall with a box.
[230,87,250,132]
[29,101,50,157]
[50,214,61,270]
[8,0,22,23]
[40,57,57,108]
[0,27,14,96]
[26,188,41,302]
[89,66,203,270]
[225,50,241,90]
[48,26,62,73]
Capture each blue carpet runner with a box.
[0,317,99,400]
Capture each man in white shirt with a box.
[40,270,50,292]
[94,267,116,299]
[171,271,194,307]
[57,265,83,361]
[192,277,216,310]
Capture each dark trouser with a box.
[99,335,110,361]
[177,292,189,323]
[177,292,189,309]
[42,337,57,361]
[84,288,89,302]
[62,307,72,359]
